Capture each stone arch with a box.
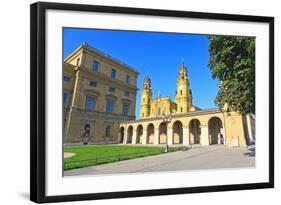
[136,124,143,144]
[147,123,154,144]
[208,117,223,145]
[173,120,183,144]
[127,125,133,144]
[119,126,125,143]
[159,122,167,144]
[189,119,201,144]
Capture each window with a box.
[180,107,183,112]
[158,108,161,115]
[105,125,111,137]
[63,92,69,107]
[142,113,144,117]
[111,68,116,78]
[125,75,130,84]
[64,75,70,82]
[92,60,99,72]
[85,95,96,110]
[108,87,115,93]
[122,103,129,116]
[105,100,113,113]
[124,91,129,97]
[90,81,97,87]
[76,58,80,66]
[180,90,182,95]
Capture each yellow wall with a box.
[63,44,139,143]
[140,63,193,119]
[149,97,173,117]
[120,109,249,147]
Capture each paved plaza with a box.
[64,145,255,176]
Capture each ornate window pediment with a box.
[84,89,100,97]
[105,94,117,101]
[121,98,132,104]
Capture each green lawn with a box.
[64,145,181,171]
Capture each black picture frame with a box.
[30,1,274,203]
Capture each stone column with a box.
[190,133,194,145]
[220,127,226,145]
[182,126,189,146]
[117,131,121,144]
[123,127,127,144]
[217,130,221,145]
[232,136,239,147]
[167,127,173,145]
[132,129,137,144]
[200,125,209,146]
[246,114,254,142]
[142,129,147,144]
[154,128,159,145]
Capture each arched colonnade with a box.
[119,116,225,146]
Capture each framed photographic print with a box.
[30,1,274,203]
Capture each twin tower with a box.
[140,62,199,119]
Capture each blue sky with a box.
[63,28,219,118]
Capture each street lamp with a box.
[162,113,172,152]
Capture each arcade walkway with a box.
[64,145,255,176]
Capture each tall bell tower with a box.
[175,61,193,113]
[140,76,152,118]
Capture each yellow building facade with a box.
[140,63,200,119]
[120,63,253,147]
[63,43,139,143]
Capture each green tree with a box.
[208,36,255,114]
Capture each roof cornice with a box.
[64,43,139,76]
